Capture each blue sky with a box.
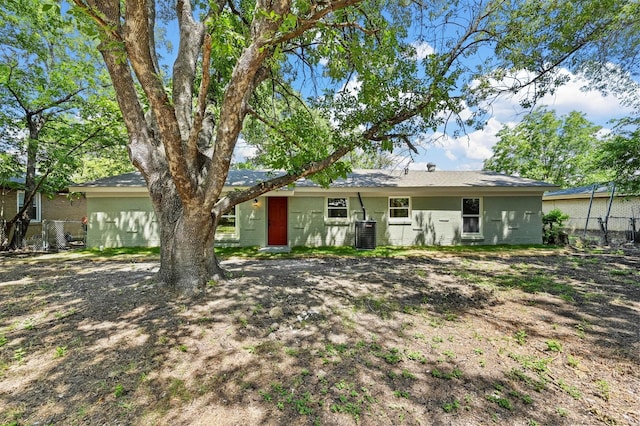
[407,69,636,171]
[231,66,635,172]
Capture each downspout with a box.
[357,192,366,220]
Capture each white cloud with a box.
[480,68,634,125]
[232,137,257,163]
[436,117,502,162]
[411,68,634,170]
[411,41,435,60]
[341,77,362,95]
[536,72,634,121]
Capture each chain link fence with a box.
[1,219,86,251]
[0,219,6,248]
[41,220,86,251]
[566,216,639,246]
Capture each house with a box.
[543,184,640,244]
[0,178,87,249]
[70,169,554,249]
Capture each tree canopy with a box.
[598,123,640,194]
[0,0,129,247]
[483,108,609,188]
[60,0,639,294]
[0,0,128,187]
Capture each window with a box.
[389,197,410,221]
[462,197,481,234]
[17,191,41,222]
[217,205,237,236]
[327,197,349,219]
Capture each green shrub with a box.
[542,209,569,245]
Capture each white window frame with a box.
[461,197,483,238]
[17,191,41,222]
[326,197,349,221]
[388,196,411,223]
[216,204,238,238]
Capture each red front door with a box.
[268,197,288,246]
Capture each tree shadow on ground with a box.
[447,252,640,364]
[0,252,638,425]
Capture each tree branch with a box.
[246,106,307,153]
[202,0,292,207]
[123,0,197,202]
[268,0,363,46]
[215,144,353,214]
[69,0,122,41]
[227,0,250,26]
[186,33,213,174]
[174,0,206,142]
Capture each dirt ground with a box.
[0,248,638,425]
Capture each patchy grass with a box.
[214,244,556,259]
[4,244,557,264]
[0,247,638,425]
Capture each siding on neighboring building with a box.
[543,186,640,233]
[1,189,86,242]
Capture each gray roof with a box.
[74,169,555,189]
[75,172,146,188]
[544,184,613,198]
[315,170,555,188]
[0,176,23,189]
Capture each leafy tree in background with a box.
[71,147,135,183]
[482,0,639,192]
[0,0,129,248]
[598,124,640,194]
[64,0,638,294]
[483,108,607,187]
[343,149,397,170]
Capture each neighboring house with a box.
[70,169,554,249]
[0,180,87,248]
[543,184,640,244]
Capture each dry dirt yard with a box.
[0,247,638,426]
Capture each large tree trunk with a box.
[8,119,40,249]
[150,182,224,295]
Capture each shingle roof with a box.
[543,184,636,200]
[75,172,146,188]
[315,170,555,188]
[74,169,555,189]
[1,175,69,192]
[543,184,613,198]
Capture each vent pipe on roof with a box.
[427,163,436,172]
